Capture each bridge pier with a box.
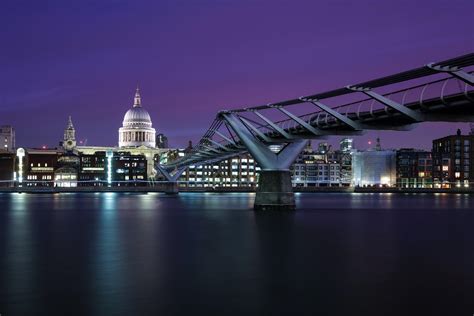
[155,165,185,195]
[255,170,295,211]
[222,113,308,211]
[163,181,179,195]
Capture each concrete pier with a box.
[162,182,179,195]
[254,170,295,211]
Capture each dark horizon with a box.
[1,0,473,150]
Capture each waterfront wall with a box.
[1,186,474,194]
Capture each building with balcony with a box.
[432,129,473,188]
[396,149,432,188]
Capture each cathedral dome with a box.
[123,106,152,128]
[118,88,156,148]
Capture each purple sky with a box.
[1,0,473,150]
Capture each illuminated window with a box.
[455,172,461,178]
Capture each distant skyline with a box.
[1,0,473,150]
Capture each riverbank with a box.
[1,186,473,194]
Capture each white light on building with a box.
[16,148,25,183]
[106,150,114,185]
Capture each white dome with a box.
[118,88,156,148]
[123,107,152,128]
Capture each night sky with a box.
[1,0,473,150]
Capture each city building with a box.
[352,139,396,187]
[396,149,432,188]
[78,151,107,186]
[432,129,473,188]
[338,150,353,186]
[0,125,15,152]
[317,142,330,154]
[292,142,328,187]
[17,148,60,187]
[112,152,148,185]
[156,133,169,149]
[291,141,351,187]
[54,152,80,187]
[0,152,15,187]
[340,138,353,152]
[179,152,259,188]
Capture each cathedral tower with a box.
[63,116,76,151]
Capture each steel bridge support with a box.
[223,113,307,210]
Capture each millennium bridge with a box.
[157,53,474,210]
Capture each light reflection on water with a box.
[3,193,35,314]
[91,193,123,315]
[1,192,474,315]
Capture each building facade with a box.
[432,130,473,188]
[19,149,59,187]
[291,143,341,187]
[78,152,107,186]
[0,152,15,187]
[178,153,259,188]
[0,125,15,152]
[396,149,432,188]
[352,150,397,187]
[156,133,169,149]
[112,152,148,185]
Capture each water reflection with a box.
[178,192,255,211]
[2,194,36,315]
[0,192,473,315]
[90,193,123,315]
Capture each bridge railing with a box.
[232,70,474,133]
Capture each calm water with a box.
[0,192,473,315]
